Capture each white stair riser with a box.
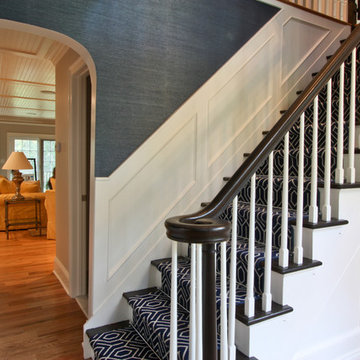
[239,188,360,360]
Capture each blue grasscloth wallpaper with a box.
[0,0,278,176]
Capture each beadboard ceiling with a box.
[0,28,68,123]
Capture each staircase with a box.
[85,25,360,360]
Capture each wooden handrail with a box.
[165,24,360,244]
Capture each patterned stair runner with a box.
[88,39,360,360]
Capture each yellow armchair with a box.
[45,190,56,239]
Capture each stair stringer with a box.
[84,3,350,351]
[236,188,360,360]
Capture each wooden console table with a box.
[5,198,41,239]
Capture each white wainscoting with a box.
[85,2,350,330]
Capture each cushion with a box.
[21,180,41,193]
[50,177,56,190]
[0,177,15,194]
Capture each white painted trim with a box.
[68,58,89,299]
[51,45,69,66]
[76,295,89,318]
[0,19,97,318]
[82,333,95,360]
[0,117,55,127]
[84,4,350,332]
[53,256,70,295]
[0,20,96,81]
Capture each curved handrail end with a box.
[165,215,231,244]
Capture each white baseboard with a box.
[53,256,70,296]
[76,295,89,317]
[82,333,95,360]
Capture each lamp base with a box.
[12,170,25,201]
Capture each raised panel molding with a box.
[281,18,329,84]
[107,116,197,279]
[86,0,351,329]
[207,36,274,167]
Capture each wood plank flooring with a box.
[0,230,86,359]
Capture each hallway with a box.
[0,230,86,359]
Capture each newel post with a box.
[165,215,231,360]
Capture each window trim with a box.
[7,132,55,190]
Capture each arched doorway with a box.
[0,19,96,316]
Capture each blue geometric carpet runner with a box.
[88,39,360,360]
[89,326,159,360]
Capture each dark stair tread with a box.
[151,256,187,268]
[225,174,312,182]
[123,287,158,302]
[235,201,297,217]
[237,350,259,360]
[152,255,259,308]
[86,320,130,339]
[126,289,190,359]
[89,325,159,360]
[236,299,293,326]
[325,182,360,189]
[343,147,360,154]
[272,257,322,274]
[302,218,348,229]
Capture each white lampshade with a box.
[2,151,33,170]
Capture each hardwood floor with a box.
[0,230,86,359]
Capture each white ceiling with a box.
[0,28,68,123]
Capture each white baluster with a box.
[294,113,305,265]
[333,0,340,19]
[347,48,356,184]
[220,240,228,360]
[262,152,273,312]
[309,96,319,223]
[340,0,347,21]
[279,132,289,268]
[336,63,345,185]
[170,242,178,360]
[313,0,320,11]
[322,79,332,221]
[228,195,238,360]
[318,0,323,13]
[245,174,256,317]
[189,244,196,360]
[196,244,202,360]
[325,0,330,15]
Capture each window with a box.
[8,134,55,192]
[14,139,39,180]
[42,140,56,190]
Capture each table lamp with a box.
[2,151,33,200]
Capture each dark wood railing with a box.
[165,24,360,360]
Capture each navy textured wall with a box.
[0,0,278,176]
